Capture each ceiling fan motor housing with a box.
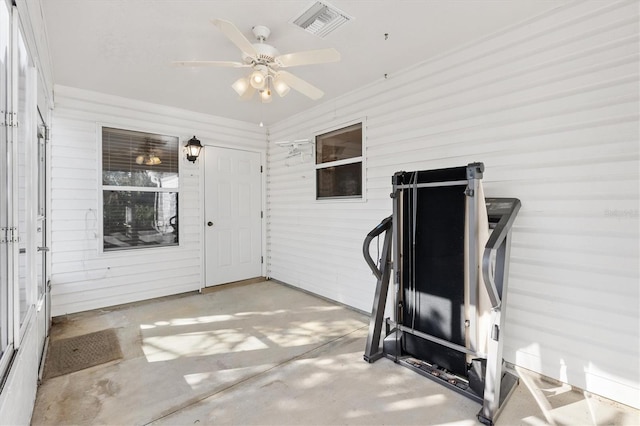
[252,25,271,41]
[245,43,280,65]
[242,26,280,65]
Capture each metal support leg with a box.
[480,220,519,425]
[363,217,393,363]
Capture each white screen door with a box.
[204,146,262,287]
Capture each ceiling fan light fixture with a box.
[273,76,290,97]
[260,88,272,103]
[250,69,266,89]
[232,77,250,96]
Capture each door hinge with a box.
[5,112,18,128]
[260,165,263,173]
[1,227,18,243]
[260,211,263,219]
[0,112,15,127]
[261,256,264,264]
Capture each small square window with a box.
[316,163,362,198]
[315,123,363,200]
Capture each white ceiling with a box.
[42,0,566,126]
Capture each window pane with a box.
[0,0,10,368]
[316,162,362,199]
[17,29,32,326]
[103,191,178,251]
[102,127,178,188]
[316,123,362,164]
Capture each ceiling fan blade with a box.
[211,19,257,58]
[275,48,340,68]
[172,61,249,68]
[277,71,324,100]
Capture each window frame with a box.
[314,118,366,202]
[0,0,14,382]
[98,124,182,255]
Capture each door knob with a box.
[207,221,213,227]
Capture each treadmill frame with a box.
[363,163,521,425]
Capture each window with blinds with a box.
[101,127,179,251]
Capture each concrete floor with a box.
[32,280,639,425]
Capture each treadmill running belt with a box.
[402,184,467,376]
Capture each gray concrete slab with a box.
[32,280,639,426]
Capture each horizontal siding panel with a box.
[50,156,97,171]
[51,144,97,161]
[51,245,200,266]
[50,167,99,180]
[51,249,200,275]
[508,289,638,335]
[52,262,201,294]
[366,115,639,170]
[266,0,640,409]
[367,58,638,138]
[49,259,201,287]
[53,273,201,306]
[504,327,638,385]
[50,178,97,191]
[52,279,201,316]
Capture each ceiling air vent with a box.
[291,1,352,38]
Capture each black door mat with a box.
[44,328,123,380]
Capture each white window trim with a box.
[97,123,183,256]
[314,117,367,203]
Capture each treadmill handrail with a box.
[482,199,521,309]
[363,216,392,280]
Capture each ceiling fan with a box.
[174,19,340,102]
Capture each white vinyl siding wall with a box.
[50,85,265,315]
[266,0,639,409]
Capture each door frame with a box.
[199,143,266,289]
[35,111,50,378]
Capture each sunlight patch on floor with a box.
[384,393,447,412]
[142,330,269,362]
[257,319,366,347]
[182,364,274,392]
[520,415,557,426]
[140,314,238,330]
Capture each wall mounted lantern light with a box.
[185,136,202,163]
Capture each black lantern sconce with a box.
[185,136,202,163]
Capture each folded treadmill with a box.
[363,163,520,425]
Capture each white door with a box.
[204,146,262,286]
